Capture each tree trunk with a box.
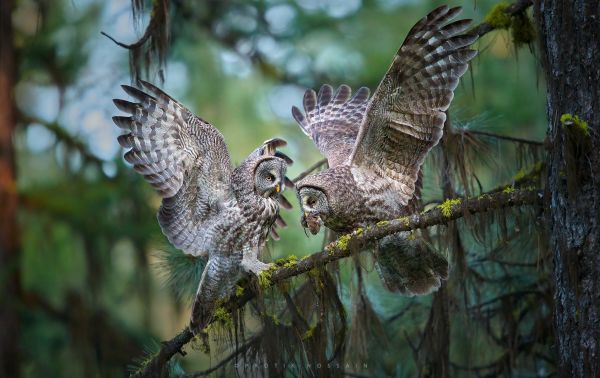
[535,1,600,376]
[0,0,21,377]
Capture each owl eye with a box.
[307,197,316,207]
[265,173,274,182]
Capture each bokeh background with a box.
[10,0,549,376]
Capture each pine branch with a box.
[467,129,543,146]
[132,188,543,378]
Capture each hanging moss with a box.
[437,198,462,218]
[511,13,536,47]
[485,2,511,29]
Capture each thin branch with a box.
[292,159,328,183]
[100,30,154,50]
[467,129,544,146]
[18,113,107,169]
[133,188,543,377]
[100,0,163,51]
[471,0,534,38]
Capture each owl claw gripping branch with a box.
[293,5,477,296]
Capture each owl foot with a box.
[241,258,273,276]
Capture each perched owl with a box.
[293,6,477,295]
[112,81,293,333]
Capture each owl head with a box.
[254,157,287,199]
[297,185,330,234]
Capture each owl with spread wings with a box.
[294,6,477,295]
[113,81,293,333]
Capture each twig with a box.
[133,188,543,377]
[292,159,328,183]
[100,0,163,51]
[100,30,154,50]
[18,113,107,169]
[467,129,543,146]
[470,0,534,38]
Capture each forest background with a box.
[3,0,583,376]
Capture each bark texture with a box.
[0,0,21,376]
[535,1,600,376]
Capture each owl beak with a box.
[275,184,281,193]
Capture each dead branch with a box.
[292,158,328,183]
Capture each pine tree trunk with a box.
[535,2,600,376]
[0,1,21,377]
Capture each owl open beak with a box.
[302,211,322,235]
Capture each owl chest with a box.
[238,198,278,244]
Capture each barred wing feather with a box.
[113,81,233,255]
[350,5,478,204]
[292,84,370,167]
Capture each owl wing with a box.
[113,81,234,255]
[349,6,477,204]
[292,85,370,167]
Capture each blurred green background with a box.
[10,0,549,376]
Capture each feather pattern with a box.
[350,5,477,204]
[292,85,370,167]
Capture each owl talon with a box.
[242,259,273,276]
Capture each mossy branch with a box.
[471,0,533,38]
[132,188,543,378]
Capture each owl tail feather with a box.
[374,232,448,296]
[189,255,241,335]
